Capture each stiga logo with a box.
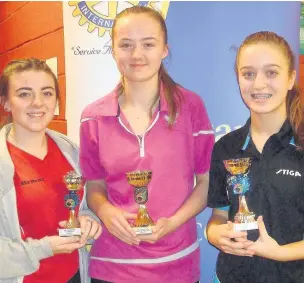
[69,1,170,38]
[276,169,302,177]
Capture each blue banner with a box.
[164,2,300,282]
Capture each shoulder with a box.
[177,85,205,108]
[46,129,78,152]
[81,89,118,120]
[213,126,247,157]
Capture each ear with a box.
[162,44,169,60]
[288,70,296,90]
[3,100,11,112]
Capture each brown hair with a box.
[112,5,182,126]
[0,58,59,127]
[235,31,303,145]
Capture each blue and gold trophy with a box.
[126,171,154,235]
[224,158,258,231]
[59,171,83,237]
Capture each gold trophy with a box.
[126,170,154,235]
[59,171,83,237]
[223,158,258,231]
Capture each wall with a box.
[0,1,67,133]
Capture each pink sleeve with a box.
[79,118,107,180]
[191,97,215,174]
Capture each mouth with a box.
[130,64,146,68]
[27,112,45,118]
[251,93,272,100]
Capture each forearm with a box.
[206,210,228,244]
[86,180,110,221]
[277,240,304,261]
[171,174,209,229]
[0,236,53,278]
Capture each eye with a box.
[266,70,278,78]
[243,71,255,79]
[120,43,132,49]
[43,91,54,97]
[144,43,155,48]
[18,92,30,98]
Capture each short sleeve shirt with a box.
[208,119,304,283]
[79,84,215,283]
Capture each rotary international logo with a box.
[68,1,170,37]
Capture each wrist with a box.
[169,215,181,232]
[97,201,112,221]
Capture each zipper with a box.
[118,112,160,158]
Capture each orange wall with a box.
[0,1,67,133]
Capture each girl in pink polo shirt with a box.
[80,6,214,283]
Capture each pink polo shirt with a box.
[79,84,214,283]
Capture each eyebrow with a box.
[16,86,55,92]
[240,64,282,71]
[119,37,158,41]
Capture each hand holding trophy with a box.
[224,158,258,231]
[59,171,83,237]
[126,170,154,235]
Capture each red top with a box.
[7,136,81,283]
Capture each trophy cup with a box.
[223,158,258,231]
[59,171,83,237]
[126,170,154,235]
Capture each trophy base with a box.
[59,228,81,237]
[233,221,258,231]
[133,226,153,235]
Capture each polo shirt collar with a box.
[241,118,294,151]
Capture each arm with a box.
[206,141,253,256]
[170,173,209,228]
[0,235,83,279]
[0,236,52,279]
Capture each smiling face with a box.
[112,13,168,84]
[237,43,295,116]
[5,70,57,134]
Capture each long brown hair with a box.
[235,31,303,145]
[0,58,59,128]
[112,5,182,126]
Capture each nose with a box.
[253,72,267,90]
[131,44,143,59]
[31,94,44,107]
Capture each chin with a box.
[125,72,158,83]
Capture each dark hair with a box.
[235,31,303,146]
[0,58,59,127]
[112,5,182,126]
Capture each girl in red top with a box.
[0,58,102,283]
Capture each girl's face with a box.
[237,43,295,116]
[112,14,168,84]
[5,70,57,134]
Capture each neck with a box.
[122,75,160,111]
[250,108,287,138]
[8,123,47,152]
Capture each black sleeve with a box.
[207,141,230,208]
